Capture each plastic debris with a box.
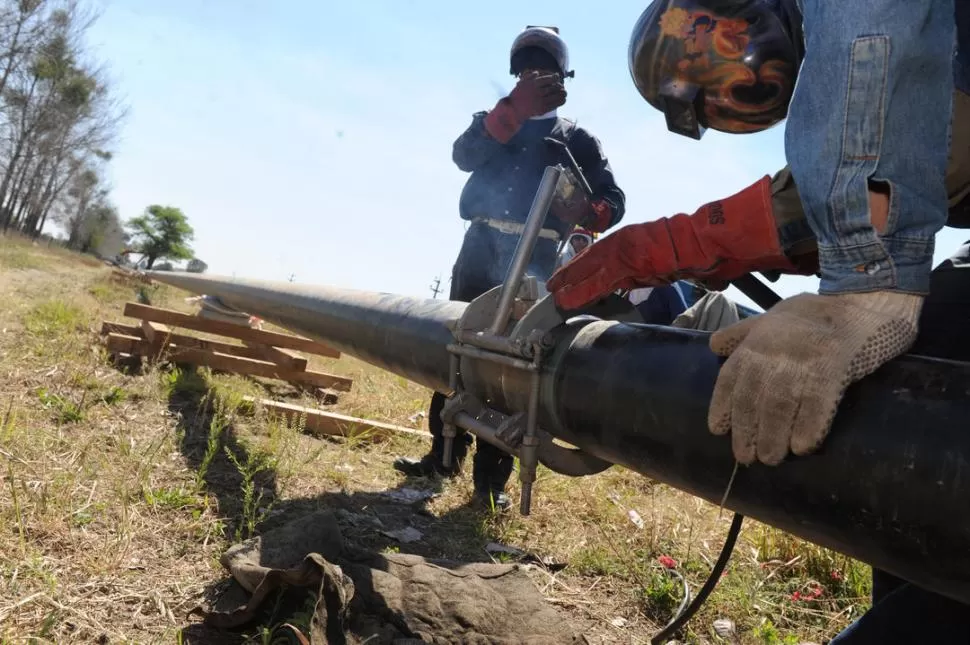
[381,527,423,543]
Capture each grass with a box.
[0,233,873,644]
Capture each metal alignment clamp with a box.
[439,165,614,516]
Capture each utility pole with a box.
[288,273,296,283]
[430,276,442,299]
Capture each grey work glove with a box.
[707,291,923,466]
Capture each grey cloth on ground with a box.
[205,511,588,645]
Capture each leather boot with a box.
[393,391,470,478]
[472,443,514,511]
[393,452,463,478]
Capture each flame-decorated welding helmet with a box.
[628,0,803,139]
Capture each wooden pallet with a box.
[102,302,352,394]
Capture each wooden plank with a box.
[104,334,353,391]
[101,321,294,364]
[242,342,308,372]
[102,321,144,337]
[239,397,425,442]
[141,320,171,352]
[140,320,171,343]
[121,302,340,358]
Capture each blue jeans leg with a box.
[829,569,970,644]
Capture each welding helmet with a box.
[628,0,803,139]
[510,26,574,78]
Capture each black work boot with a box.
[472,445,515,511]
[393,452,462,478]
[473,487,512,511]
[394,392,470,478]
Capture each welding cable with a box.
[650,512,745,644]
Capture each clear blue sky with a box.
[85,0,967,309]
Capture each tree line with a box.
[0,1,202,270]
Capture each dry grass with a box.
[0,234,872,644]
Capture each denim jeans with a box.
[785,1,957,295]
[829,569,970,644]
[828,242,970,643]
[451,222,560,301]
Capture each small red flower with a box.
[809,586,823,599]
[830,570,844,581]
[658,555,677,569]
[791,591,802,602]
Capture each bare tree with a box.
[0,0,124,242]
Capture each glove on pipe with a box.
[708,291,924,466]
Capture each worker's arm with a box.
[451,112,508,173]
[568,127,626,232]
[453,73,566,173]
[707,3,956,468]
[549,86,970,311]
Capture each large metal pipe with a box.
[145,273,460,392]
[146,271,970,604]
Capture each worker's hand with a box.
[484,72,565,143]
[550,166,591,224]
[545,224,655,310]
[708,291,923,466]
[509,71,566,117]
[546,177,799,311]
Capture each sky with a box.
[82,0,968,310]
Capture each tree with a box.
[0,0,125,241]
[126,205,194,269]
[76,202,124,257]
[186,258,207,273]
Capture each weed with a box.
[224,443,278,541]
[0,244,43,269]
[752,618,801,645]
[36,387,86,423]
[143,485,200,511]
[161,365,210,399]
[195,397,227,489]
[23,299,84,337]
[101,385,128,405]
[638,569,684,622]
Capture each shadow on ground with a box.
[163,365,521,644]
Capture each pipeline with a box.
[145,271,970,605]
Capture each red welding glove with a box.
[586,199,613,233]
[546,175,799,311]
[484,72,566,143]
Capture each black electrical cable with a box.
[650,512,745,645]
[730,273,783,311]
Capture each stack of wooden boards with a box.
[100,301,422,441]
[102,302,353,395]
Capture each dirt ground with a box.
[0,236,872,644]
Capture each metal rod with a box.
[453,411,519,454]
[441,353,460,468]
[489,165,563,335]
[544,137,593,198]
[456,330,532,358]
[519,353,542,516]
[447,343,538,371]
